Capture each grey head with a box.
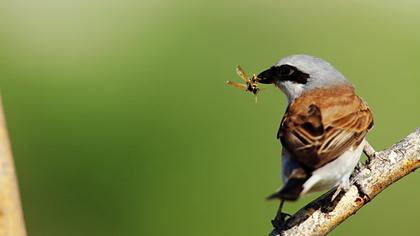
[258,55,352,103]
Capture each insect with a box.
[227,65,263,101]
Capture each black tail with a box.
[267,178,308,201]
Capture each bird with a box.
[256,55,374,228]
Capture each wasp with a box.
[227,65,263,101]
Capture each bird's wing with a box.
[278,86,373,169]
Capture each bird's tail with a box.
[267,177,308,201]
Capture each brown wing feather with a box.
[279,85,373,169]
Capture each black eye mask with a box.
[258,65,310,85]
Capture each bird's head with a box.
[257,55,352,103]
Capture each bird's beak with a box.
[257,68,276,84]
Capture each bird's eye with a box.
[280,66,294,76]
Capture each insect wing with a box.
[236,65,250,83]
[226,81,249,92]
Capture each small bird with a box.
[257,55,374,228]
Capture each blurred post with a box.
[0,99,27,236]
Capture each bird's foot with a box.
[271,212,291,231]
[363,141,379,163]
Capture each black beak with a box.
[257,68,277,84]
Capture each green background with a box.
[0,0,419,235]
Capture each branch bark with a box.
[0,99,27,236]
[270,128,420,236]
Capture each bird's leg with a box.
[332,177,352,202]
[331,186,342,202]
[363,141,377,162]
[271,199,290,231]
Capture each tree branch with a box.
[0,99,27,236]
[270,128,420,236]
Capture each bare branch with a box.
[270,128,420,236]
[0,99,27,236]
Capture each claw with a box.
[271,199,290,231]
[363,141,377,162]
[271,212,291,231]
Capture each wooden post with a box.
[0,100,27,236]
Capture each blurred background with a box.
[0,0,419,235]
